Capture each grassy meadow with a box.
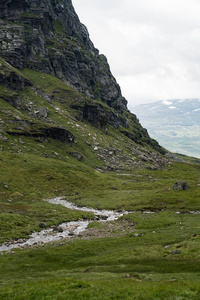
[1,151,200,299]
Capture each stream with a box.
[0,197,128,252]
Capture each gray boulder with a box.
[173,181,189,190]
[39,222,47,228]
[36,107,49,118]
[70,152,83,161]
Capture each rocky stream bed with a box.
[0,197,129,252]
[1,197,199,253]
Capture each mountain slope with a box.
[2,2,200,299]
[0,0,169,173]
[0,0,176,249]
[131,99,200,158]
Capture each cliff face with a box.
[0,0,127,112]
[0,0,169,170]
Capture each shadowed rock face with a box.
[0,69,32,91]
[0,0,127,112]
[7,125,75,143]
[70,103,128,129]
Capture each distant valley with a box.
[130,99,200,158]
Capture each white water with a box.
[45,197,126,221]
[0,197,128,252]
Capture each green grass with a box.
[1,211,200,299]
[1,62,200,299]
[1,152,200,298]
[1,149,200,242]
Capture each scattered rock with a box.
[173,181,189,190]
[16,239,25,243]
[52,226,59,232]
[132,233,142,237]
[96,215,108,220]
[68,231,75,236]
[124,274,132,278]
[170,250,181,255]
[57,226,64,233]
[164,244,173,249]
[192,234,198,238]
[112,186,117,190]
[39,222,47,228]
[70,152,83,161]
[0,134,8,141]
[124,273,141,280]
[34,107,48,118]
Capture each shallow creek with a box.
[0,197,129,252]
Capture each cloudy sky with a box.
[73,0,200,106]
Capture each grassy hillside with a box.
[1,158,200,299]
[1,60,200,299]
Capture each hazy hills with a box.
[131,99,200,158]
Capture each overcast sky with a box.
[73,0,200,106]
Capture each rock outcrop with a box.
[0,0,127,112]
[7,124,75,144]
[0,0,168,164]
[173,181,189,191]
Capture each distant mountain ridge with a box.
[130,99,200,158]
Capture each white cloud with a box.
[73,0,200,105]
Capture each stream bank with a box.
[0,197,128,252]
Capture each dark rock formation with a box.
[71,103,128,129]
[0,69,32,92]
[0,0,166,156]
[173,181,189,191]
[39,222,47,228]
[7,125,74,144]
[0,0,127,112]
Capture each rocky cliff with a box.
[0,0,127,112]
[0,0,171,170]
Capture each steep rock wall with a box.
[0,0,127,112]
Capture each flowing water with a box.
[0,197,128,252]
